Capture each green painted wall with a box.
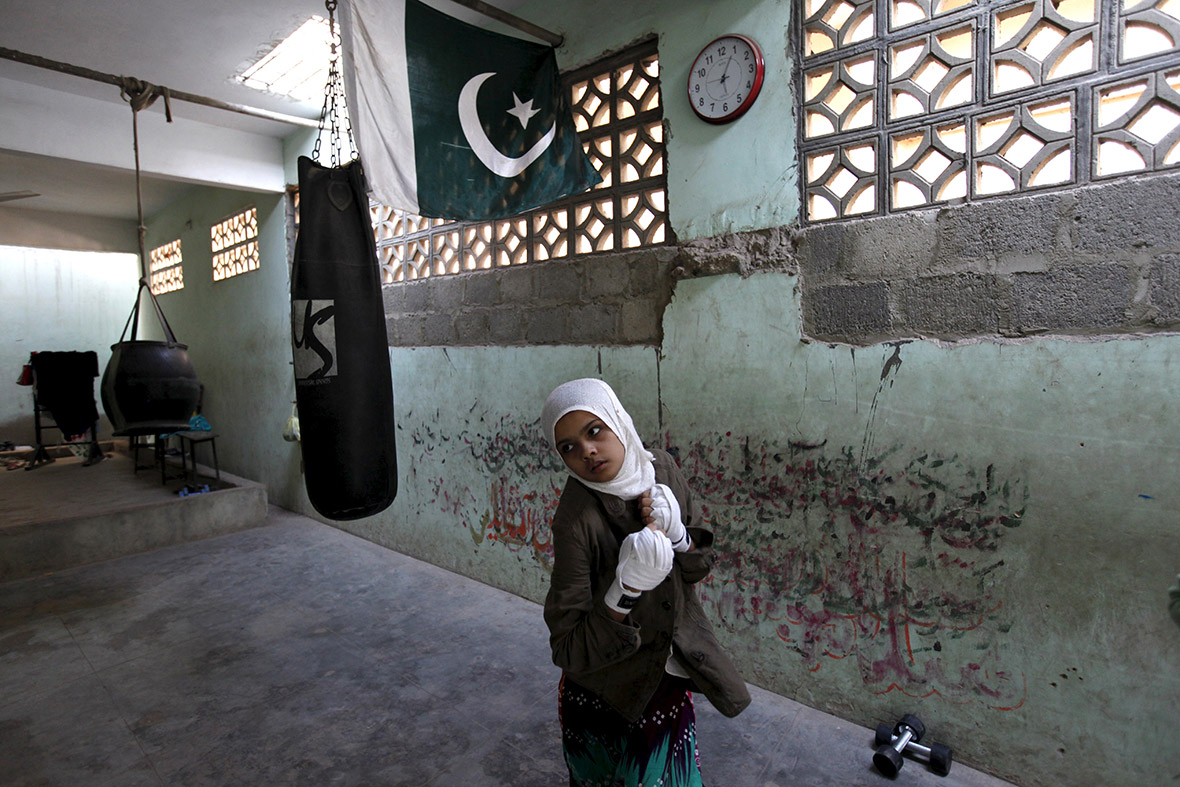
[143,188,303,505]
[659,274,1180,785]
[0,245,139,445]
[297,274,1177,786]
[332,345,659,602]
[515,0,798,241]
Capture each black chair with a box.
[23,351,104,470]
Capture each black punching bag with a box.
[291,155,397,519]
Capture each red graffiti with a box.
[680,434,1028,710]
[478,478,559,568]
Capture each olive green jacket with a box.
[543,449,751,723]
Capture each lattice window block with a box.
[211,207,260,281]
[572,73,613,131]
[890,123,969,209]
[1094,68,1180,176]
[1119,0,1180,64]
[891,0,976,31]
[990,0,1098,97]
[463,224,496,272]
[804,55,877,138]
[798,0,1179,224]
[807,140,879,221]
[213,242,260,281]
[149,239,184,295]
[620,188,668,249]
[574,198,617,254]
[890,23,975,119]
[150,266,184,295]
[805,0,876,56]
[533,209,570,261]
[434,229,462,275]
[616,55,661,120]
[973,95,1074,194]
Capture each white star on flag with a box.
[506,92,540,128]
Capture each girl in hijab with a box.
[541,378,750,787]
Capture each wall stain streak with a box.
[860,342,907,469]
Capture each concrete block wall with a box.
[381,247,680,346]
[378,225,802,348]
[799,172,1180,344]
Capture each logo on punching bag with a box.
[292,299,337,383]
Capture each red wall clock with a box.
[687,34,765,124]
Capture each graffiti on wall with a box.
[674,433,1028,710]
[413,413,561,570]
[409,409,1028,709]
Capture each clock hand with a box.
[711,57,738,92]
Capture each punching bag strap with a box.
[116,286,140,343]
[142,279,180,344]
[117,280,181,345]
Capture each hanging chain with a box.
[313,0,358,167]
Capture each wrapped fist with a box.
[643,484,689,552]
[604,528,673,613]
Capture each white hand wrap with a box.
[617,527,673,592]
[604,577,642,614]
[649,483,690,552]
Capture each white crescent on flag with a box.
[458,72,556,178]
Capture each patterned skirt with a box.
[558,673,703,787]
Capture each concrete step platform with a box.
[0,448,267,582]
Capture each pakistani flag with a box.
[339,0,601,221]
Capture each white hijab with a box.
[541,378,655,500]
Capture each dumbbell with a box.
[872,713,953,777]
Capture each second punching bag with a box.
[291,155,397,520]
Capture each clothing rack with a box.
[26,389,103,470]
[23,351,105,470]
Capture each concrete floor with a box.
[0,502,1017,786]
[0,450,265,582]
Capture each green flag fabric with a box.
[340,0,601,220]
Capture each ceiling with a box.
[0,0,528,222]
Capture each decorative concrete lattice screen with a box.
[799,0,1180,223]
[373,40,667,282]
[211,207,260,281]
[149,239,183,294]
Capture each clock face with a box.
[687,34,765,124]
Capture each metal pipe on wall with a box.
[446,0,564,47]
[0,46,320,129]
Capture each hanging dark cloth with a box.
[30,351,100,438]
[291,155,398,520]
